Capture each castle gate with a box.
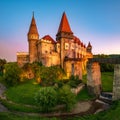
[87,58,120,100]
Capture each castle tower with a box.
[87,42,92,53]
[28,13,39,63]
[56,12,74,68]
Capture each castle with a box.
[17,12,93,79]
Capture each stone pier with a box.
[87,62,101,96]
[112,64,120,100]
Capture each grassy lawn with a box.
[4,79,93,113]
[76,87,94,101]
[0,112,59,120]
[5,80,41,106]
[101,72,113,92]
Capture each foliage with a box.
[34,66,65,86]
[3,62,22,87]
[68,75,82,88]
[35,87,57,112]
[5,80,40,105]
[94,54,114,72]
[100,63,114,72]
[58,85,76,111]
[0,58,7,75]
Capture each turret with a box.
[87,42,92,53]
[28,13,39,63]
[56,12,74,68]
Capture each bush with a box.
[58,85,76,111]
[68,75,82,88]
[3,62,21,87]
[35,87,57,112]
[34,66,65,86]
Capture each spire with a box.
[57,12,73,34]
[28,13,39,36]
[87,42,92,53]
[87,42,92,48]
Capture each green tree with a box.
[94,54,114,72]
[58,85,76,111]
[35,87,57,112]
[3,62,21,87]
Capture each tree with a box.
[35,87,57,112]
[3,62,21,87]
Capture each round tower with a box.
[56,12,73,68]
[87,42,92,53]
[28,13,39,63]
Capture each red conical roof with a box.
[28,14,39,35]
[57,12,73,34]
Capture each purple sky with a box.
[0,0,120,61]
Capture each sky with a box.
[0,0,120,61]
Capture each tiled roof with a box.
[74,36,81,45]
[57,12,73,34]
[42,35,56,44]
[28,15,39,35]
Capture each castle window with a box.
[65,43,69,50]
[45,51,48,53]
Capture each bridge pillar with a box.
[112,64,120,100]
[87,62,101,96]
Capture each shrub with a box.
[34,66,65,86]
[35,87,57,112]
[58,85,76,111]
[3,62,21,87]
[68,75,82,88]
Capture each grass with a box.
[4,79,93,113]
[76,87,94,101]
[0,112,59,120]
[0,99,40,113]
[101,72,113,92]
[5,80,41,106]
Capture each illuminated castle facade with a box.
[17,12,93,79]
